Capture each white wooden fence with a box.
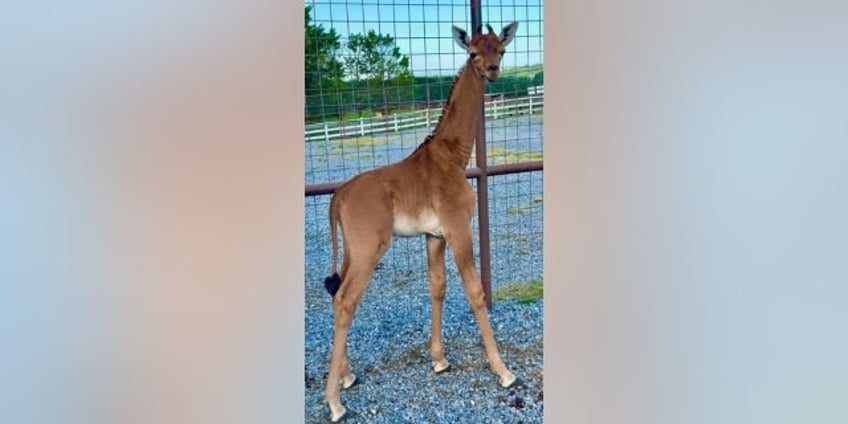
[305,94,544,143]
[527,85,544,95]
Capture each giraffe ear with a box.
[452,25,470,50]
[499,21,518,47]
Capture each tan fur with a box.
[322,22,519,422]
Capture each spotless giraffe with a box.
[321,22,520,422]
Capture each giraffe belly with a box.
[393,211,443,237]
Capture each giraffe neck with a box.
[416,59,486,168]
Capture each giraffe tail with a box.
[324,194,341,297]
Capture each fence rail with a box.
[305,94,544,143]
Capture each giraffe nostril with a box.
[487,64,499,71]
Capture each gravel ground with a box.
[305,115,543,423]
[304,280,543,423]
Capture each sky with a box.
[306,0,544,76]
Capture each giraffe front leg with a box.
[426,235,450,373]
[446,228,517,388]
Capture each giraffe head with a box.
[452,21,518,82]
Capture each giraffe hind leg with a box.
[324,186,393,422]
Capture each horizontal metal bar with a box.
[305,181,341,196]
[305,160,543,197]
[466,160,544,178]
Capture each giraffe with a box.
[320,21,519,422]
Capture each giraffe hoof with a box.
[329,405,347,422]
[433,361,451,374]
[499,374,519,388]
[340,373,358,389]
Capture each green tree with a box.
[305,5,344,120]
[532,70,544,87]
[345,30,413,115]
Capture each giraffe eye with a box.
[469,52,478,59]
[499,50,505,55]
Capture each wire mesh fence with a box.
[304,1,543,421]
[304,0,543,300]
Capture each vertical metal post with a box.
[470,0,493,310]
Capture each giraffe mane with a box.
[413,61,470,153]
